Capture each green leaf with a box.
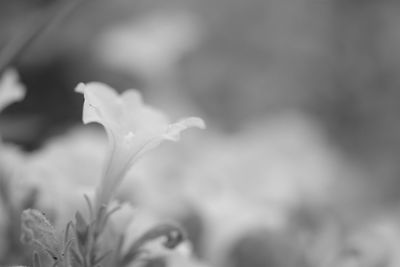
[20,209,62,259]
[75,211,89,245]
[64,221,74,245]
[84,194,94,221]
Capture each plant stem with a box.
[0,0,88,74]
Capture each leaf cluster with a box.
[19,196,188,267]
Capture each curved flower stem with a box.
[0,0,88,74]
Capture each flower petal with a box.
[121,90,169,134]
[163,117,206,141]
[75,82,121,127]
[0,69,25,113]
[121,89,143,110]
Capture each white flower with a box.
[76,82,205,209]
[0,69,25,113]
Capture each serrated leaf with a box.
[20,209,62,258]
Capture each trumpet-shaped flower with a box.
[76,82,205,209]
[0,69,25,113]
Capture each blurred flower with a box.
[76,82,205,209]
[0,69,27,259]
[0,69,25,114]
[96,11,202,79]
[334,217,400,267]
[22,127,106,227]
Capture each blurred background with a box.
[2,0,400,266]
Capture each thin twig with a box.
[0,0,88,74]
